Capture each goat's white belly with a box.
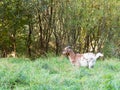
[79,60,88,66]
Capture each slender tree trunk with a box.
[3,49,7,57]
[84,34,90,52]
[55,35,59,55]
[27,16,32,57]
[38,13,43,50]
[10,29,16,57]
[45,2,53,52]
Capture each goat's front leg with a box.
[71,62,80,68]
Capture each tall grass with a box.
[0,57,120,90]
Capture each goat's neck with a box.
[95,53,101,59]
[68,52,76,62]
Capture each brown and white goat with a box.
[62,46,103,68]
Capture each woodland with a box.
[0,0,120,58]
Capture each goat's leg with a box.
[88,61,94,69]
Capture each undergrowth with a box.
[0,57,120,90]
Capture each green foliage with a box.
[0,0,119,58]
[0,57,120,90]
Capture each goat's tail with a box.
[95,52,103,60]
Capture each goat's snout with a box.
[62,46,71,56]
[62,50,66,55]
[62,49,68,55]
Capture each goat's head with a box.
[96,52,104,60]
[62,46,73,56]
[97,52,104,57]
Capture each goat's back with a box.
[83,53,95,60]
[75,53,83,58]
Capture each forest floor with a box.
[0,57,120,90]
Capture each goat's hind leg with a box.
[88,62,94,69]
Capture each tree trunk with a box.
[38,13,44,50]
[27,16,32,57]
[10,29,16,57]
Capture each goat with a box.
[62,46,103,68]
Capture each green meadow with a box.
[0,57,120,90]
